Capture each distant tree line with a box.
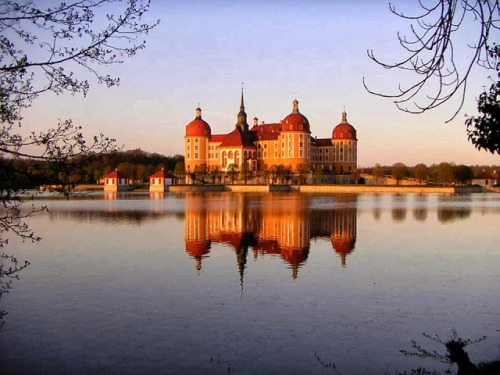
[3,152,497,191]
[363,162,498,186]
[0,149,184,190]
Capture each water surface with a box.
[1,192,499,374]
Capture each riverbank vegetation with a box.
[2,149,499,190]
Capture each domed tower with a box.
[280,99,311,170]
[185,106,211,173]
[331,110,357,174]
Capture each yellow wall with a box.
[185,136,209,171]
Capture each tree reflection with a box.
[437,208,472,223]
[392,194,408,222]
[413,194,429,222]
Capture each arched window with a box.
[222,151,227,167]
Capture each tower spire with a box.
[236,83,248,132]
[240,82,245,110]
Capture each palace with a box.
[184,91,358,177]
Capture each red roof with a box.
[250,123,281,141]
[185,107,211,137]
[332,111,357,140]
[103,170,129,179]
[186,118,211,137]
[210,134,226,143]
[149,170,175,179]
[218,127,256,148]
[281,99,310,133]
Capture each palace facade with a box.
[184,92,358,176]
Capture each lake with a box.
[1,192,499,374]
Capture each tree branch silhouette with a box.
[364,0,499,124]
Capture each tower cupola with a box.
[282,98,310,133]
[186,106,211,137]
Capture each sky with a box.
[20,0,500,167]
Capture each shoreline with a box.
[72,184,495,194]
[168,184,486,194]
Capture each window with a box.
[194,152,198,159]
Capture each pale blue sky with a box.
[22,0,499,167]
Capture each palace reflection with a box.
[184,193,358,280]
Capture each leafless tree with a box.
[364,0,499,122]
[0,0,158,321]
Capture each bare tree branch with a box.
[364,0,499,122]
